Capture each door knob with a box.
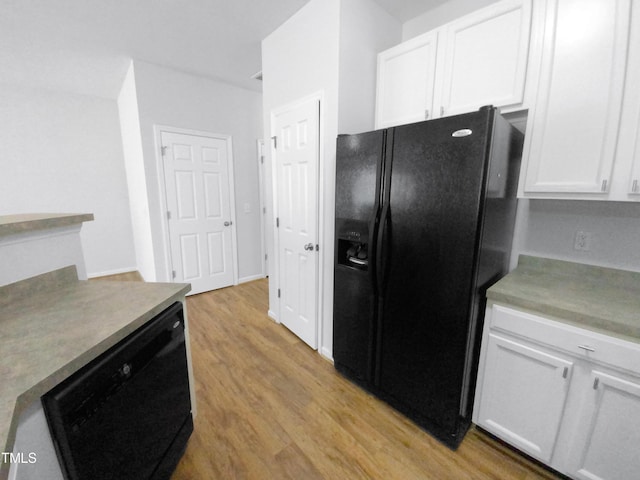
[304,243,314,251]
[224,221,232,227]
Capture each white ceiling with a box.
[0,0,442,99]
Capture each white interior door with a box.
[273,98,320,349]
[161,130,236,295]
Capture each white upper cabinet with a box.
[375,31,439,129]
[520,0,640,201]
[375,0,533,129]
[617,2,640,198]
[438,0,532,117]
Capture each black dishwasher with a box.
[43,302,193,480]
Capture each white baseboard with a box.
[87,267,139,279]
[268,310,278,323]
[320,347,333,362]
[238,273,266,284]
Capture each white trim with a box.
[270,91,324,351]
[268,309,279,322]
[153,124,239,287]
[256,139,267,277]
[238,273,266,284]
[87,267,140,279]
[320,347,333,362]
[316,92,326,357]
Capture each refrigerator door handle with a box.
[375,203,390,294]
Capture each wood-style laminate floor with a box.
[170,279,561,480]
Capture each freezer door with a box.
[333,130,385,386]
[377,110,493,442]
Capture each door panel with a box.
[162,131,235,294]
[477,333,572,463]
[378,111,491,433]
[523,0,631,193]
[375,31,439,128]
[568,370,640,480]
[440,0,531,116]
[274,98,320,348]
[333,131,385,385]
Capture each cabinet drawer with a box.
[490,304,640,374]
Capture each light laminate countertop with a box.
[0,267,190,475]
[0,213,94,238]
[487,255,640,343]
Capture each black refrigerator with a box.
[333,106,523,449]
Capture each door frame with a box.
[269,91,324,350]
[154,124,239,286]
[257,139,267,277]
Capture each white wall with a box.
[131,61,264,283]
[514,199,640,272]
[0,84,136,277]
[117,63,157,281]
[402,0,499,40]
[262,0,399,358]
[338,0,401,134]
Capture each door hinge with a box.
[166,211,171,220]
[260,155,265,164]
[161,145,168,156]
[265,254,268,261]
[277,288,281,298]
[276,217,279,228]
[263,207,266,214]
[601,179,608,192]
[172,270,176,279]
[315,244,319,251]
[272,136,277,149]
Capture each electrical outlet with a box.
[574,231,591,251]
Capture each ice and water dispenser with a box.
[336,220,369,271]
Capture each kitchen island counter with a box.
[0,266,190,478]
[0,213,94,238]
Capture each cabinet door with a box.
[438,0,532,117]
[475,333,573,463]
[522,0,632,194]
[630,125,640,194]
[375,31,438,129]
[566,370,640,480]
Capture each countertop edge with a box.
[486,255,640,343]
[0,213,94,238]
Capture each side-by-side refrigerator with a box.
[333,106,523,448]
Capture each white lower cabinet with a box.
[474,304,640,480]
[565,369,640,480]
[475,333,572,463]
